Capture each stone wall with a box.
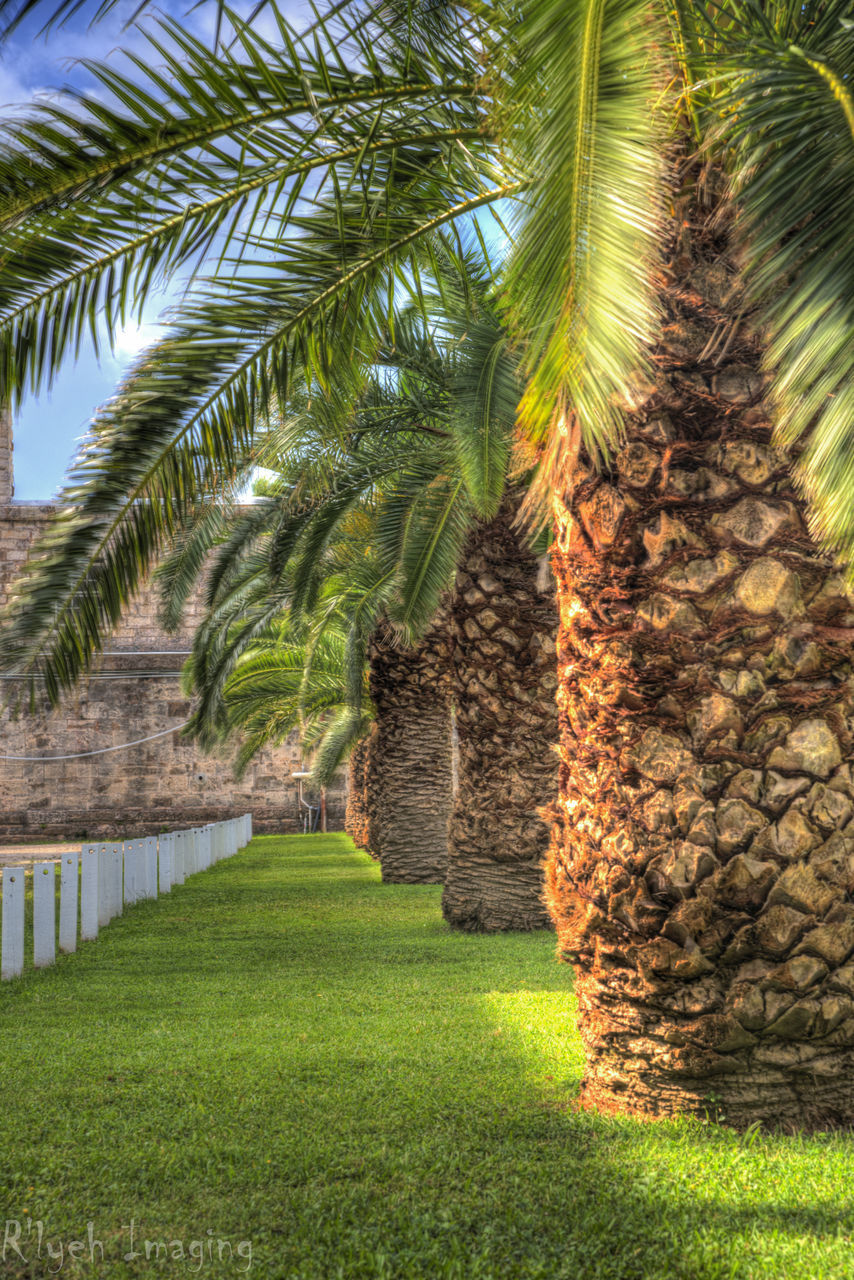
[0,412,346,840]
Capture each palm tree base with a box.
[443,501,559,931]
[369,627,453,883]
[547,184,854,1128]
[346,733,374,854]
[573,966,854,1129]
[442,856,550,931]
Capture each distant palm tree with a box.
[4,0,854,1125]
[162,260,558,909]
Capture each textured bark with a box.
[345,734,373,854]
[547,173,854,1129]
[443,502,559,931]
[368,624,453,883]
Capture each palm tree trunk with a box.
[368,625,453,882]
[443,501,559,930]
[345,734,373,853]
[547,173,854,1128]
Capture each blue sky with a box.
[3,0,310,498]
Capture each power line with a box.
[0,722,192,762]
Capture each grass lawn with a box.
[1,833,853,1279]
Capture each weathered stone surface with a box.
[0,491,322,838]
[768,720,843,779]
[735,558,800,618]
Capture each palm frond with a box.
[503,0,664,516]
[717,0,854,575]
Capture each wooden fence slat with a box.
[1,868,25,980]
[81,848,99,941]
[59,853,78,954]
[33,862,56,969]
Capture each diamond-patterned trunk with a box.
[443,502,559,931]
[547,183,854,1128]
[368,626,453,883]
[345,733,373,854]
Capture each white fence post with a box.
[173,831,185,886]
[81,847,99,941]
[59,853,78,954]
[124,839,146,905]
[123,840,136,905]
[112,844,123,919]
[1,867,25,980]
[95,845,111,928]
[144,837,158,900]
[0,815,257,984]
[158,833,173,894]
[33,862,56,969]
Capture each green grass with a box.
[1,833,853,1279]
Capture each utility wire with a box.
[0,722,192,762]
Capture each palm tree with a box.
[4,0,854,1125]
[443,496,558,931]
[345,726,376,854]
[161,271,559,902]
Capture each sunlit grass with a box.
[0,833,853,1278]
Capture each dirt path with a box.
[0,842,78,867]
